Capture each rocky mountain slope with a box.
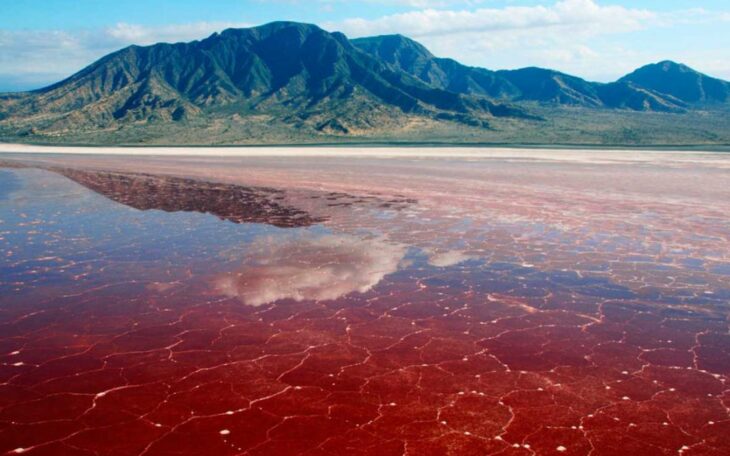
[0,22,527,137]
[352,35,730,113]
[1,22,728,145]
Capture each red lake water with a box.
[0,150,728,455]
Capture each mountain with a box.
[352,35,601,105]
[497,67,602,107]
[1,22,729,146]
[352,35,518,100]
[352,34,724,113]
[353,35,603,105]
[594,81,687,112]
[618,61,730,104]
[0,22,531,139]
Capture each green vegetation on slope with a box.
[1,22,729,146]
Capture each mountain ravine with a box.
[1,22,729,146]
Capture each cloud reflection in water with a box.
[215,234,407,306]
[427,249,474,268]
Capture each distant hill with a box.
[618,61,730,104]
[352,35,518,100]
[353,34,724,113]
[1,22,729,146]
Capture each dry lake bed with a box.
[0,147,729,455]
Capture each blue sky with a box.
[1,0,729,91]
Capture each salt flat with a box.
[2,142,730,167]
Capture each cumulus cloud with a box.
[325,0,730,81]
[324,0,658,79]
[364,0,490,6]
[214,234,407,306]
[265,0,489,7]
[329,0,655,38]
[105,21,249,45]
[0,21,247,91]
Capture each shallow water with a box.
[0,153,729,455]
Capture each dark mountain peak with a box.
[623,61,698,81]
[351,34,435,73]
[220,21,323,38]
[211,21,336,52]
[352,34,519,99]
[353,34,434,56]
[498,66,592,84]
[619,60,729,103]
[502,66,558,76]
[650,60,691,71]
[256,20,320,29]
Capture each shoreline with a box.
[2,143,730,168]
[1,142,729,158]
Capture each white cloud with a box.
[214,234,406,306]
[265,0,489,7]
[105,21,249,45]
[328,0,655,38]
[366,0,489,6]
[0,21,247,91]
[324,0,730,81]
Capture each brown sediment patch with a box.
[0,159,30,169]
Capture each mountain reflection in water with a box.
[56,168,325,228]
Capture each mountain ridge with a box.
[1,22,532,136]
[1,21,729,145]
[352,34,729,113]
